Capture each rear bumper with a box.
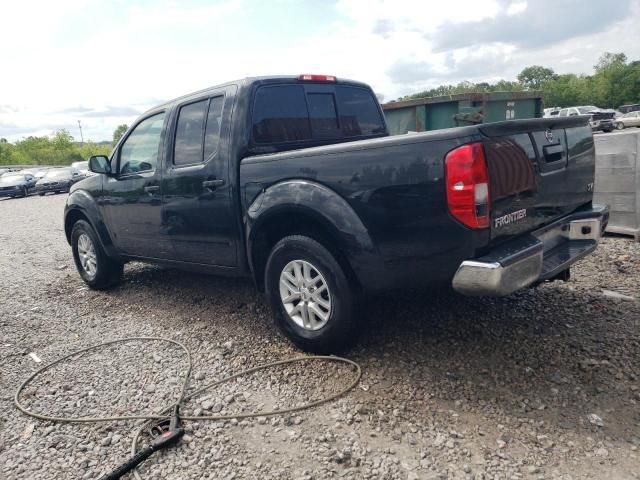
[452,204,609,296]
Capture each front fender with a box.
[246,180,383,290]
[64,189,120,260]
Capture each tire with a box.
[39,193,45,196]
[264,235,359,353]
[616,122,624,130]
[71,220,123,289]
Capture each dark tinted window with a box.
[335,86,385,137]
[204,96,224,159]
[308,93,338,136]
[252,86,311,143]
[174,100,207,166]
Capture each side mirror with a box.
[89,155,111,174]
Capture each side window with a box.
[119,112,165,175]
[204,96,224,159]
[252,85,311,143]
[558,109,568,117]
[174,100,208,166]
[335,86,385,137]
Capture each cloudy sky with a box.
[1,0,638,142]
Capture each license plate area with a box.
[533,218,601,252]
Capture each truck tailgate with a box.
[479,117,595,242]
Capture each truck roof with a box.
[149,75,371,113]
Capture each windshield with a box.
[44,169,72,178]
[72,161,88,169]
[577,106,598,114]
[0,175,25,183]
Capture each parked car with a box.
[0,173,37,198]
[65,75,608,353]
[615,111,640,130]
[19,167,49,179]
[29,168,52,180]
[71,160,94,178]
[0,168,11,176]
[543,107,560,118]
[619,104,640,114]
[557,106,616,132]
[35,167,81,195]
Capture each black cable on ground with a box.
[14,337,362,480]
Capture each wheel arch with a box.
[64,191,121,260]
[245,180,381,291]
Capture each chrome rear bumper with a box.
[452,205,608,296]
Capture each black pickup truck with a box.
[65,75,608,352]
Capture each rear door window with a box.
[204,95,224,159]
[174,100,208,166]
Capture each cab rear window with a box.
[251,84,385,144]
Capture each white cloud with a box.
[0,0,638,142]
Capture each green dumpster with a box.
[382,91,543,135]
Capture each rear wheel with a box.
[264,235,359,353]
[616,122,624,130]
[71,220,123,289]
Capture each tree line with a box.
[0,124,129,167]
[399,52,640,109]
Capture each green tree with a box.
[52,129,74,150]
[112,124,128,146]
[517,65,557,90]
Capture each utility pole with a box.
[77,120,84,145]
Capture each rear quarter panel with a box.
[240,131,488,289]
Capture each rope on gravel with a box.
[14,336,362,480]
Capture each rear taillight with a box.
[298,74,337,82]
[445,142,490,229]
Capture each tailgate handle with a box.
[543,143,564,163]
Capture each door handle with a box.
[144,185,160,195]
[202,179,224,191]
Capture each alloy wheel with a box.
[77,233,98,278]
[279,259,332,331]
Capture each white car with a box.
[615,111,640,130]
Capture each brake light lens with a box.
[298,74,337,82]
[445,142,490,229]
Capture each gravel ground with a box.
[1,194,639,480]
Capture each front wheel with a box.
[264,235,359,353]
[71,220,123,289]
[616,122,624,130]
